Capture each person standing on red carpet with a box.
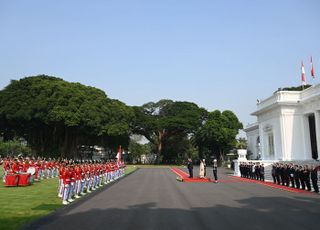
[187,158,193,178]
[212,158,218,183]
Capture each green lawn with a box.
[125,165,139,174]
[0,166,136,230]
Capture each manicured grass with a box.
[0,177,61,230]
[125,165,139,174]
[0,166,136,230]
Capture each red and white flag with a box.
[301,61,306,85]
[310,56,315,78]
[116,145,121,166]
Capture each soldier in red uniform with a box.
[46,159,52,179]
[103,163,108,185]
[93,163,99,188]
[62,165,71,205]
[22,159,29,173]
[86,163,92,193]
[34,158,41,181]
[11,159,20,174]
[106,162,111,183]
[58,163,65,198]
[91,162,96,191]
[39,159,45,180]
[68,164,76,202]
[3,157,11,182]
[74,163,82,198]
[80,163,86,195]
[55,160,60,178]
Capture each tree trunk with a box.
[156,129,165,164]
[219,149,225,165]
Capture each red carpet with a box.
[171,168,243,183]
[229,176,313,194]
[171,168,250,183]
[171,168,212,182]
[171,168,317,194]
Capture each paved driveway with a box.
[25,168,320,230]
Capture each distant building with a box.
[245,84,320,161]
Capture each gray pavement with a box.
[25,167,320,230]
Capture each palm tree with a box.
[236,138,247,149]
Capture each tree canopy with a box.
[193,110,243,161]
[0,75,133,158]
[131,100,207,162]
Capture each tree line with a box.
[0,75,242,163]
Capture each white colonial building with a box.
[245,84,320,161]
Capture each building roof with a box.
[251,83,320,116]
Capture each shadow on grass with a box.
[0,204,62,230]
[0,215,43,230]
[22,196,320,230]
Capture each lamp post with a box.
[121,150,125,163]
[127,151,130,164]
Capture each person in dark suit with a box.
[284,164,291,187]
[280,164,285,185]
[271,164,276,184]
[240,163,244,177]
[255,164,260,180]
[275,164,281,185]
[310,165,319,193]
[187,158,193,178]
[212,158,218,183]
[294,165,300,189]
[289,163,295,188]
[259,164,265,181]
[299,166,306,190]
[303,165,312,191]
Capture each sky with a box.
[0,0,320,134]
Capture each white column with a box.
[233,150,247,176]
[233,160,241,176]
[314,111,320,160]
[280,114,287,161]
[260,132,266,160]
[301,115,311,160]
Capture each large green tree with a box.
[131,99,207,162]
[194,110,243,162]
[0,75,133,157]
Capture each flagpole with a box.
[301,61,306,90]
[311,56,315,82]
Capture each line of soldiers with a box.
[271,163,319,193]
[239,162,319,193]
[239,162,265,181]
[1,156,60,182]
[1,156,126,204]
[57,160,125,205]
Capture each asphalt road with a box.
[26,167,320,230]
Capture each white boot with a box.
[62,200,69,205]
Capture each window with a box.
[268,133,275,156]
[308,114,318,159]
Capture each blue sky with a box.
[0,0,320,131]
